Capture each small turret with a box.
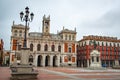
[74,27,76,32]
[13,21,15,26]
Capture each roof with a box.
[59,29,76,34]
[12,24,29,29]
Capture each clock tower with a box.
[42,15,50,35]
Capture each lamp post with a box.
[20,7,34,48]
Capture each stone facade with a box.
[10,15,77,67]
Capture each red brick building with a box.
[77,35,120,67]
[0,39,4,65]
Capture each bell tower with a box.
[42,15,50,35]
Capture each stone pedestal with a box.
[20,48,30,64]
[10,48,38,80]
[88,50,105,70]
[112,60,120,69]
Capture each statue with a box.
[90,40,97,49]
[93,40,97,49]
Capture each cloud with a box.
[77,6,120,40]
[1,0,120,49]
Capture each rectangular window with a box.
[69,47,71,53]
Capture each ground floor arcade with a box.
[33,54,61,67]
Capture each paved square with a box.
[0,67,120,80]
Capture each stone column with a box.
[57,55,60,67]
[41,43,44,51]
[34,55,37,67]
[20,48,30,64]
[50,55,53,67]
[42,55,45,67]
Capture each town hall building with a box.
[10,15,77,67]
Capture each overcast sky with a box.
[0,0,120,50]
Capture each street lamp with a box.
[20,7,34,48]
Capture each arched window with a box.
[37,44,41,51]
[58,45,61,52]
[29,55,33,62]
[51,45,55,51]
[30,43,33,51]
[44,44,48,51]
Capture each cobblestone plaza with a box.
[0,67,120,80]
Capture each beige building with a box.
[10,15,77,67]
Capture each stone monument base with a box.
[88,66,106,70]
[88,63,105,70]
[112,65,120,69]
[10,64,38,80]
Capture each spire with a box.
[43,14,46,20]
[13,21,15,25]
[74,27,76,32]
[63,26,64,30]
[47,15,50,20]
